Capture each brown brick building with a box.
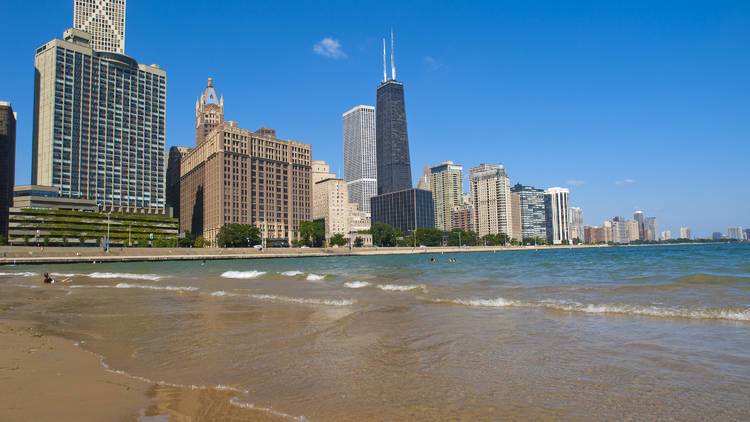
[180,79,311,246]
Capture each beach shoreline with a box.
[0,242,702,265]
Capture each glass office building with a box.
[371,188,434,235]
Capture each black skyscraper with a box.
[376,80,412,195]
[0,102,16,241]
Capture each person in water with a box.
[43,273,72,284]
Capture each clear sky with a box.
[1,1,748,238]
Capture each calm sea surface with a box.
[1,244,749,421]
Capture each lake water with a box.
[1,243,749,420]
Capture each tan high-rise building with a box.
[312,161,349,240]
[180,79,311,246]
[510,192,522,242]
[430,161,463,231]
[469,164,513,238]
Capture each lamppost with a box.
[106,211,111,251]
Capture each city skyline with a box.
[1,1,748,237]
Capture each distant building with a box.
[679,227,691,240]
[33,29,166,212]
[430,161,463,231]
[470,164,513,238]
[727,226,744,240]
[180,79,311,246]
[611,217,629,244]
[544,187,570,244]
[644,217,658,241]
[510,193,522,242]
[451,205,473,233]
[584,224,612,244]
[0,102,16,240]
[417,166,431,191]
[312,161,352,240]
[626,219,640,242]
[510,184,547,240]
[569,207,584,242]
[371,188,434,235]
[633,210,645,240]
[74,0,126,54]
[342,105,376,215]
[744,229,750,241]
[166,146,191,220]
[660,230,672,241]
[712,232,724,240]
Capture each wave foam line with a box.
[115,283,198,292]
[250,294,354,306]
[377,284,425,292]
[306,273,325,281]
[221,270,267,279]
[344,281,370,289]
[71,342,305,421]
[0,271,38,277]
[280,271,304,276]
[442,297,750,321]
[87,272,163,281]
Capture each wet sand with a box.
[0,319,288,421]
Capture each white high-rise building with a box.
[727,226,744,240]
[469,164,513,238]
[544,187,570,244]
[312,161,350,240]
[679,227,691,240]
[660,231,672,241]
[343,105,376,215]
[74,0,127,54]
[430,161,463,231]
[569,207,584,241]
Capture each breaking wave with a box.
[439,297,750,321]
[306,273,325,281]
[0,271,39,277]
[344,281,371,289]
[88,272,163,281]
[115,283,198,292]
[377,284,425,292]
[221,270,267,279]
[280,271,304,276]
[250,294,354,306]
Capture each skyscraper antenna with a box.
[390,28,396,80]
[382,38,387,82]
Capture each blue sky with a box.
[1,1,748,237]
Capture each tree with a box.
[0,235,7,246]
[62,235,69,247]
[179,231,196,248]
[216,224,261,248]
[137,238,149,248]
[43,236,50,247]
[79,235,86,246]
[416,228,443,246]
[194,235,206,248]
[298,221,325,247]
[371,222,399,247]
[329,233,348,247]
[354,236,364,247]
[24,235,30,246]
[447,229,478,246]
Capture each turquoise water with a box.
[1,243,749,420]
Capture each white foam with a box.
[229,397,310,421]
[51,272,78,277]
[221,270,267,279]
[250,294,354,306]
[344,281,370,289]
[211,290,226,296]
[280,271,304,276]
[115,283,198,292]
[377,284,425,292]
[88,272,163,281]
[442,297,750,321]
[0,271,38,277]
[306,273,325,281]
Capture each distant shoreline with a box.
[0,242,718,265]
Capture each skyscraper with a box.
[727,226,744,240]
[179,79,311,246]
[430,161,463,231]
[0,102,16,241]
[644,217,658,241]
[370,31,434,233]
[679,227,691,240]
[634,210,645,240]
[74,0,126,54]
[166,146,191,218]
[342,105,376,215]
[510,192,522,242]
[33,28,166,211]
[544,187,570,244]
[311,161,350,240]
[469,164,513,238]
[569,207,584,242]
[511,184,547,240]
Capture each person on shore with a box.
[43,273,72,284]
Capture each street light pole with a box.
[106,211,111,251]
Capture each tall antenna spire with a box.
[382,38,387,82]
[390,28,396,80]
